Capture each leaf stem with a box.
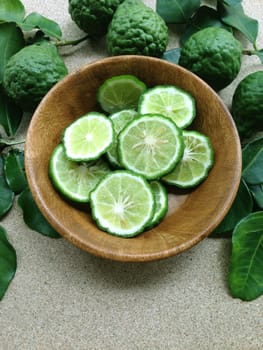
[54,35,89,47]
[0,138,25,146]
[242,49,257,56]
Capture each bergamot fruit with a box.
[179,27,243,91]
[68,0,124,37]
[106,0,168,57]
[3,42,68,112]
[231,70,263,139]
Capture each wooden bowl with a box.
[25,55,241,262]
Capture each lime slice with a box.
[106,109,138,168]
[162,130,214,188]
[90,170,155,237]
[118,114,184,180]
[146,180,168,229]
[49,144,111,202]
[138,85,196,128]
[97,75,147,114]
[62,112,114,161]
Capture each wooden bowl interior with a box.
[25,56,241,261]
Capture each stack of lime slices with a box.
[49,74,214,237]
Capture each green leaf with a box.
[213,179,253,235]
[156,0,201,24]
[18,187,61,238]
[0,155,14,219]
[0,22,25,82]
[218,2,258,43]
[249,184,263,209]
[0,0,25,23]
[219,0,242,5]
[3,149,27,194]
[19,12,62,40]
[255,49,263,64]
[0,23,24,136]
[0,87,23,137]
[180,6,230,45]
[162,48,181,64]
[0,225,17,300]
[228,211,263,301]
[242,137,263,185]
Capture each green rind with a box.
[162,130,214,188]
[90,170,155,237]
[97,74,147,114]
[49,144,111,203]
[118,114,185,180]
[146,180,168,229]
[106,109,138,168]
[62,112,114,162]
[138,85,196,129]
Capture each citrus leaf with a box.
[0,22,25,82]
[19,12,62,40]
[3,149,27,194]
[0,23,24,136]
[249,184,263,209]
[0,225,17,301]
[18,187,61,238]
[255,49,263,64]
[0,155,14,219]
[0,87,23,137]
[180,6,230,45]
[242,137,263,185]
[219,0,242,5]
[156,0,201,24]
[162,48,181,64]
[228,211,263,301]
[213,179,253,234]
[0,0,25,23]
[218,2,258,44]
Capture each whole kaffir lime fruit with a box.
[231,70,263,139]
[179,27,243,91]
[68,0,124,37]
[3,42,68,112]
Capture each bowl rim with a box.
[25,55,242,262]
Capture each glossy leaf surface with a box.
[218,2,258,43]
[18,188,61,238]
[19,12,62,39]
[156,0,201,24]
[0,225,17,300]
[0,87,23,137]
[3,149,27,194]
[0,156,14,219]
[180,6,230,45]
[0,0,25,23]
[0,22,24,83]
[213,179,253,234]
[242,137,263,185]
[255,49,263,63]
[162,48,181,64]
[228,211,263,301]
[249,184,263,209]
[219,0,242,5]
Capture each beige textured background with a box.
[0,1,262,349]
